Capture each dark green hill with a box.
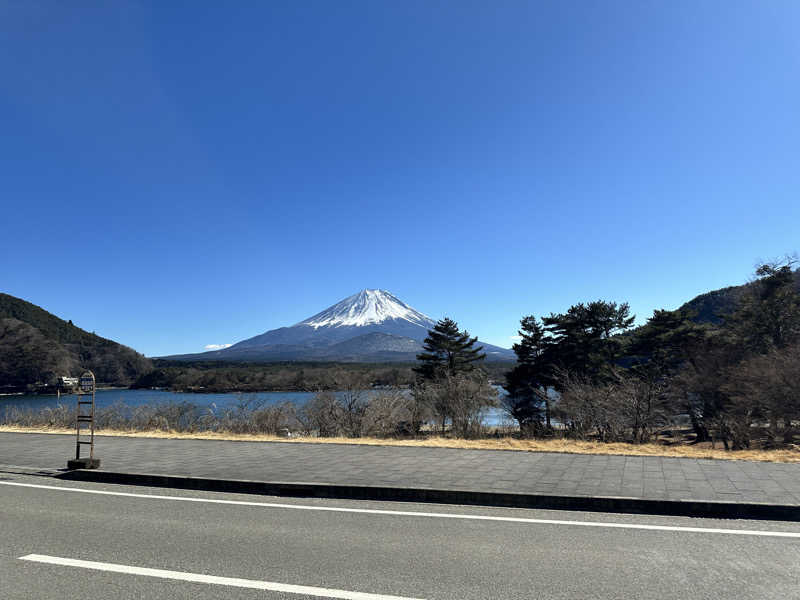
[0,293,152,389]
[677,269,800,324]
[678,284,747,324]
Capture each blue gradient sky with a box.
[2,1,799,357]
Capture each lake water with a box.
[0,388,511,426]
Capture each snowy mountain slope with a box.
[231,289,436,348]
[165,289,514,362]
[173,333,423,362]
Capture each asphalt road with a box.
[1,467,799,599]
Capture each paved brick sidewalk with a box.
[2,432,800,505]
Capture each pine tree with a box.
[541,300,635,385]
[503,315,553,432]
[727,260,800,354]
[628,308,710,377]
[414,318,486,380]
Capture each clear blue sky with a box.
[2,1,798,357]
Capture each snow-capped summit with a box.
[223,289,438,352]
[297,289,435,329]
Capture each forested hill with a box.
[677,269,800,324]
[0,293,152,389]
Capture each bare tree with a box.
[360,389,417,437]
[556,369,672,443]
[301,390,343,437]
[723,344,800,446]
[413,373,497,438]
[332,370,370,437]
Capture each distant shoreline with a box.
[0,386,131,398]
[0,385,401,397]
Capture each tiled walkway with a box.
[2,432,799,505]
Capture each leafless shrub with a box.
[297,372,372,438]
[723,344,800,447]
[555,373,620,441]
[616,376,672,443]
[412,379,448,433]
[2,398,304,436]
[360,390,418,437]
[2,404,75,428]
[556,370,672,443]
[336,381,369,438]
[2,376,497,440]
[413,373,497,439]
[300,390,344,437]
[250,403,301,435]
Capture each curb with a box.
[57,469,800,521]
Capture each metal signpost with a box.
[67,370,101,469]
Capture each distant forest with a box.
[132,359,513,393]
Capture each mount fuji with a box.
[166,289,514,362]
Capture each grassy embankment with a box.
[3,424,799,463]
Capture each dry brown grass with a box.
[3,424,800,463]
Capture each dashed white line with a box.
[19,554,424,600]
[2,480,800,538]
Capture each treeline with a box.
[131,360,513,393]
[503,259,800,450]
[133,361,417,392]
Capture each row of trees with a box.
[502,258,800,449]
[133,362,416,393]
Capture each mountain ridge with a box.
[0,293,152,389]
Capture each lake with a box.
[0,388,511,426]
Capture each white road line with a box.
[2,480,799,538]
[0,464,60,472]
[19,554,424,600]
